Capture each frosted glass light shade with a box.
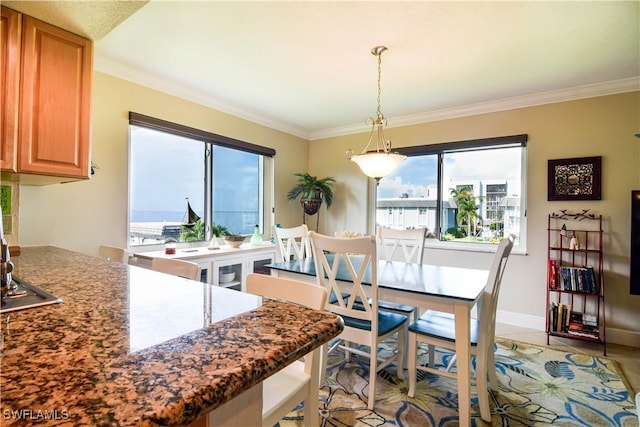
[351,152,406,179]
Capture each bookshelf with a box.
[546,210,606,355]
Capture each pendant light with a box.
[349,46,406,180]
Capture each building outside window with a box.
[376,134,526,249]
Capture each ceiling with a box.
[5,1,639,140]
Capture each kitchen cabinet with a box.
[0,6,93,184]
[1,7,20,171]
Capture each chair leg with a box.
[396,326,406,380]
[487,347,498,390]
[428,342,435,367]
[445,353,457,372]
[407,333,418,398]
[368,342,377,409]
[344,341,352,362]
[303,391,319,427]
[476,347,491,422]
[319,344,328,388]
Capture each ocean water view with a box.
[130,210,258,236]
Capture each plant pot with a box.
[301,198,322,215]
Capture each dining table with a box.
[266,257,489,427]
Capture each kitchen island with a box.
[1,246,343,426]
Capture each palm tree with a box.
[450,187,482,239]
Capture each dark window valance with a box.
[398,134,528,157]
[129,112,276,157]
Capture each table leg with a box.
[454,304,471,427]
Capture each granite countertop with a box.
[1,246,343,426]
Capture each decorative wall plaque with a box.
[548,156,602,201]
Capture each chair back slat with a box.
[246,273,327,310]
[310,232,378,324]
[377,227,426,264]
[151,257,201,281]
[274,224,311,262]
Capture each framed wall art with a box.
[548,156,602,201]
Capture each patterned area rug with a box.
[279,339,638,426]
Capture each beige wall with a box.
[310,91,640,345]
[18,71,639,345]
[19,71,310,255]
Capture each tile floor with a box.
[496,323,640,395]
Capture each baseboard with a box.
[496,309,640,349]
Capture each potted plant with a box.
[287,172,336,216]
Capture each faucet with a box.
[0,214,14,299]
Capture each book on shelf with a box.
[566,324,599,339]
[557,265,597,293]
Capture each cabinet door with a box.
[18,16,93,178]
[212,257,245,291]
[1,7,20,172]
[248,251,275,275]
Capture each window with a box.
[376,134,527,249]
[128,113,275,248]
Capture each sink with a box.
[0,277,62,313]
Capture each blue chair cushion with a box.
[375,299,417,315]
[408,310,479,345]
[342,310,408,336]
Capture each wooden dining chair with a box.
[98,245,128,263]
[246,273,327,427]
[274,224,312,262]
[407,235,514,422]
[151,257,201,281]
[376,226,427,323]
[309,231,408,410]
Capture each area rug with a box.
[279,339,638,426]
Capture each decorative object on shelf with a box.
[547,156,602,201]
[347,46,406,181]
[250,225,263,246]
[287,172,336,230]
[569,233,580,250]
[546,210,606,355]
[164,238,177,255]
[223,235,246,248]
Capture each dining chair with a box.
[376,226,427,323]
[274,224,312,262]
[309,231,408,410]
[406,235,514,422]
[246,273,327,427]
[151,257,201,281]
[98,245,128,263]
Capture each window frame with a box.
[376,134,528,253]
[128,112,275,251]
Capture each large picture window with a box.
[376,134,527,249]
[128,113,274,248]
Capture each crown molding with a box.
[96,54,638,142]
[310,77,639,140]
[94,58,311,139]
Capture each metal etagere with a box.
[545,210,606,355]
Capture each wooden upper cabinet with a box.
[1,6,21,172]
[18,15,93,179]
